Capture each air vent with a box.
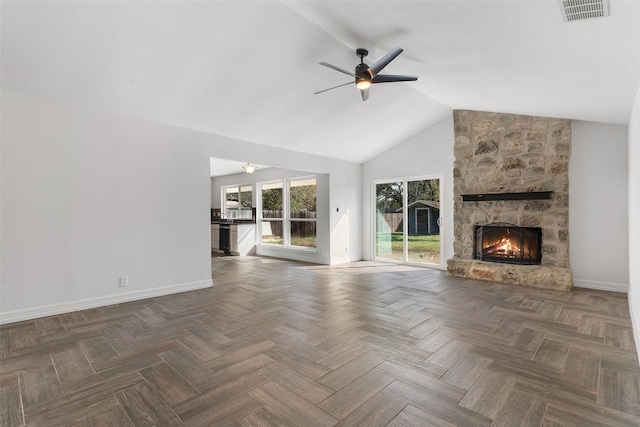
[560,0,609,22]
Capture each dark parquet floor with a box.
[1,255,640,426]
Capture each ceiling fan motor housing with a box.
[355,63,372,81]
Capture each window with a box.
[259,177,317,249]
[289,178,317,248]
[260,181,283,245]
[222,184,253,220]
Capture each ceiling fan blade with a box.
[319,62,357,78]
[360,88,369,101]
[314,81,353,95]
[369,47,403,77]
[372,74,418,83]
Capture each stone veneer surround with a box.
[447,110,573,291]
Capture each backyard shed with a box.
[396,200,440,236]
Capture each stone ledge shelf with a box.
[447,257,573,291]
[461,191,553,202]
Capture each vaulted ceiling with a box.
[2,1,639,165]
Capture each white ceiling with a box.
[2,1,639,165]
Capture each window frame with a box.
[221,183,253,220]
[257,175,317,251]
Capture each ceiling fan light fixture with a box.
[356,79,371,90]
[316,47,416,101]
[242,163,257,174]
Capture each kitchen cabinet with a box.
[230,226,238,254]
[211,222,256,256]
[211,224,219,251]
[231,223,256,255]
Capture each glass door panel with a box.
[375,181,404,260]
[406,179,440,265]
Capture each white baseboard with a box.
[330,256,352,266]
[573,278,628,293]
[0,279,213,325]
[256,245,329,265]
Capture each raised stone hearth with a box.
[447,110,573,291]
[447,259,572,291]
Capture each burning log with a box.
[483,237,521,258]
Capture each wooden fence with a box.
[262,210,316,238]
[379,213,403,233]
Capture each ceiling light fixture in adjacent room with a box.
[242,163,257,174]
[560,0,610,22]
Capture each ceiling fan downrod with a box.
[355,48,371,88]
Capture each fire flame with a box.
[495,237,521,257]
[484,234,522,259]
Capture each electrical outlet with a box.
[345,248,349,254]
[119,276,128,287]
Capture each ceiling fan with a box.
[315,47,418,101]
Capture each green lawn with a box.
[376,232,440,264]
[291,237,316,248]
[262,236,316,248]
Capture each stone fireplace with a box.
[447,110,573,291]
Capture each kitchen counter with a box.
[211,222,256,255]
[211,219,256,224]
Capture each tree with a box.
[290,184,316,213]
[376,182,403,212]
[408,179,439,203]
[262,187,283,212]
[376,179,439,213]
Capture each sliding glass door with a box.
[374,176,442,267]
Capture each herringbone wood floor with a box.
[1,255,640,426]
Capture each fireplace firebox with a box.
[474,223,542,265]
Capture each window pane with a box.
[290,221,316,248]
[261,220,283,245]
[289,178,316,219]
[239,185,253,219]
[406,179,440,265]
[224,187,239,219]
[261,182,283,219]
[375,182,404,260]
[261,182,283,244]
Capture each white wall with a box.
[1,91,212,323]
[628,79,640,363]
[361,114,455,267]
[0,90,361,323]
[570,121,629,292]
